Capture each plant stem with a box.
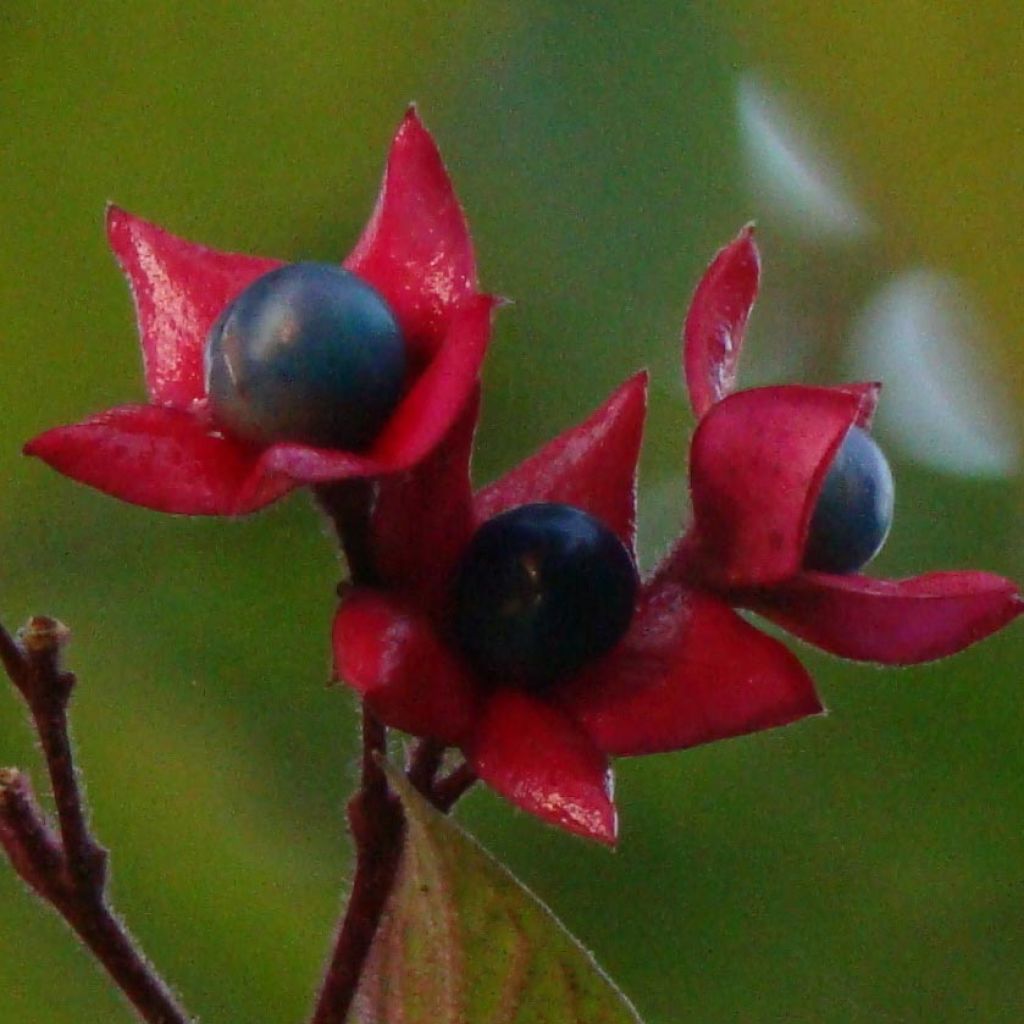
[24,632,106,890]
[431,760,478,813]
[311,479,480,1023]
[0,618,193,1024]
[309,706,404,1024]
[315,480,380,586]
[406,738,446,797]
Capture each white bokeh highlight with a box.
[849,269,1019,478]
[737,74,874,242]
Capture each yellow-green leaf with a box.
[349,766,643,1024]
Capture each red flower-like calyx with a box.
[333,229,1022,844]
[25,109,495,515]
[334,377,822,844]
[663,227,1022,664]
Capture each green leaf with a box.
[349,764,643,1024]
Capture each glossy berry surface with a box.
[452,503,638,689]
[804,426,895,574]
[205,262,406,449]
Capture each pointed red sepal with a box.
[370,389,479,608]
[24,404,293,515]
[683,225,760,418]
[106,206,281,409]
[559,583,822,756]
[746,571,1024,665]
[468,690,617,845]
[475,372,648,557]
[685,384,866,588]
[345,107,478,360]
[333,591,480,745]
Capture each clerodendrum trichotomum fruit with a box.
[453,502,638,689]
[804,425,895,574]
[205,262,406,449]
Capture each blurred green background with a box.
[2,3,1022,1021]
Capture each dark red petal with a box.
[475,373,648,556]
[24,405,293,515]
[468,690,617,845]
[685,384,865,588]
[371,391,479,608]
[259,296,497,484]
[333,590,480,745]
[106,206,281,409]
[344,108,478,361]
[746,571,1024,665]
[683,226,760,418]
[559,582,821,757]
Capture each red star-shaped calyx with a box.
[664,226,1023,664]
[334,375,822,844]
[25,109,495,515]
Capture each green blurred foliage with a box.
[1,3,1021,1023]
[721,1,1024,404]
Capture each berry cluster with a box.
[25,112,1021,843]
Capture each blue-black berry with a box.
[452,503,638,689]
[804,425,894,574]
[205,263,406,449]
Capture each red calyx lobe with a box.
[683,224,760,418]
[668,225,1022,665]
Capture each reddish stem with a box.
[311,481,480,1023]
[309,706,404,1024]
[0,618,193,1024]
[0,769,64,894]
[406,737,446,796]
[316,480,381,586]
[431,760,478,813]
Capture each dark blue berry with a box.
[804,426,894,574]
[205,263,406,450]
[452,503,638,689]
